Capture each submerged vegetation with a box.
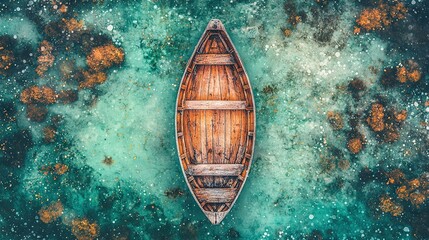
[354,0,407,34]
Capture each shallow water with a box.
[0,0,428,239]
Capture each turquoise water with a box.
[0,0,428,239]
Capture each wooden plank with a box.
[194,188,237,203]
[224,68,231,163]
[201,110,207,163]
[236,145,245,164]
[208,65,218,100]
[206,110,214,164]
[193,111,202,163]
[194,54,234,65]
[203,35,214,53]
[185,69,196,100]
[220,65,228,165]
[238,110,247,163]
[183,111,194,162]
[184,101,246,110]
[187,164,244,176]
[210,36,219,53]
[182,72,192,101]
[190,66,203,100]
[215,34,228,53]
[225,110,231,163]
[199,66,210,163]
[232,66,246,100]
[213,110,225,163]
[198,64,211,100]
[224,65,244,100]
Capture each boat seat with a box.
[183,100,246,110]
[186,164,244,176]
[194,188,237,203]
[194,54,235,65]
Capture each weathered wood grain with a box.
[187,164,244,176]
[194,54,234,65]
[184,100,246,110]
[194,188,237,203]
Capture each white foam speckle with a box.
[309,214,314,220]
[107,25,114,31]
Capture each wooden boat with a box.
[175,19,255,224]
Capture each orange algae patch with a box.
[356,8,384,31]
[38,201,64,223]
[86,44,124,71]
[0,46,14,75]
[386,169,405,185]
[62,18,84,32]
[288,14,302,26]
[383,123,400,143]
[347,138,363,154]
[40,163,68,176]
[20,86,57,104]
[396,60,421,83]
[409,193,426,207]
[327,111,344,130]
[385,171,428,209]
[59,4,68,13]
[71,218,99,240]
[367,103,385,132]
[355,0,407,33]
[43,126,57,143]
[283,28,292,37]
[379,196,403,216]
[365,102,406,142]
[79,71,107,89]
[54,163,68,175]
[396,185,409,199]
[408,178,420,191]
[36,40,55,76]
[394,110,407,122]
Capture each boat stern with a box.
[203,211,228,225]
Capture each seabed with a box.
[0,0,428,239]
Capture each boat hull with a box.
[175,19,255,224]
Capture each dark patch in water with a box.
[227,228,240,239]
[0,129,33,168]
[311,13,338,44]
[0,101,16,122]
[164,187,185,199]
[348,77,367,100]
